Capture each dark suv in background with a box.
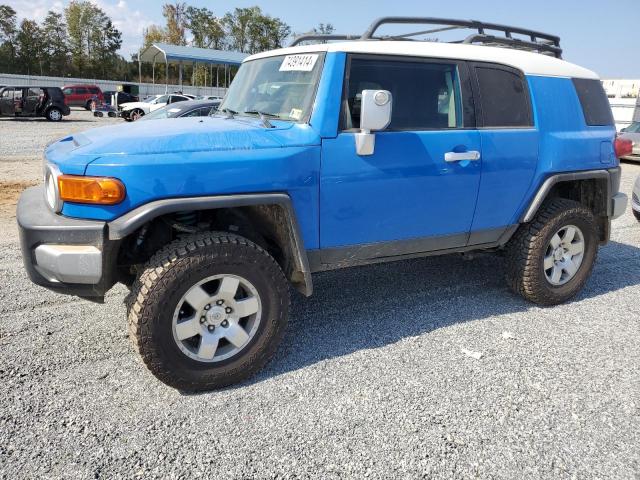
[62,84,104,110]
[0,86,70,121]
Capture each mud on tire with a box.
[505,198,598,306]
[127,232,289,391]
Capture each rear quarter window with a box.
[572,78,614,126]
[474,65,533,128]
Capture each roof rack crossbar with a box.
[290,34,362,47]
[462,33,563,57]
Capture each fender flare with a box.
[107,193,313,296]
[519,169,614,223]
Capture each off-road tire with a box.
[46,107,62,122]
[128,232,289,391]
[505,198,598,306]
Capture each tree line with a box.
[0,2,333,83]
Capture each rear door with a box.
[319,55,481,258]
[62,87,76,106]
[23,87,43,115]
[467,63,538,239]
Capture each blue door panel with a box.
[471,129,539,231]
[320,130,482,248]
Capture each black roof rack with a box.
[289,16,562,59]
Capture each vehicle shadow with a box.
[245,239,640,385]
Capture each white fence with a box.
[0,73,227,98]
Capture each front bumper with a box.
[17,186,119,300]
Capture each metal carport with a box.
[138,43,249,92]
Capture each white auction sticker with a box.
[279,54,319,72]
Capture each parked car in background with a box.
[0,86,70,121]
[619,121,640,162]
[102,90,139,107]
[62,84,104,110]
[120,93,191,121]
[632,174,640,221]
[139,99,220,121]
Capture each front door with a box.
[320,55,481,261]
[0,88,15,116]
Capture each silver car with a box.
[632,174,640,221]
[620,121,640,162]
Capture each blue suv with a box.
[17,18,628,390]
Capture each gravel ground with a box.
[0,115,639,479]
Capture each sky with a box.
[8,0,639,78]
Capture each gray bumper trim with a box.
[34,245,103,284]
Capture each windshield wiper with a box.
[243,110,279,128]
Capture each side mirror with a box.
[355,89,392,155]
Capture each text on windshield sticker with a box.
[279,54,319,72]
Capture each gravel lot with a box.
[1,113,639,479]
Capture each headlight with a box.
[44,164,63,212]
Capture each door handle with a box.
[444,151,481,162]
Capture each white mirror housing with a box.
[355,89,392,155]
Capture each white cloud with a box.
[11,0,156,56]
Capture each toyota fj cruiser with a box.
[18,17,628,390]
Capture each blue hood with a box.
[45,116,319,175]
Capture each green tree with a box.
[162,2,187,45]
[143,24,167,48]
[41,11,70,75]
[313,23,335,35]
[186,6,224,49]
[15,19,44,75]
[223,7,290,54]
[0,4,17,73]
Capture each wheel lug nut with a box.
[200,316,206,323]
[208,325,215,332]
[216,300,224,306]
[204,304,211,310]
[221,320,229,328]
[225,307,232,314]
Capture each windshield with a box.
[624,122,640,133]
[219,53,324,122]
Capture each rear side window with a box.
[474,66,532,128]
[76,87,88,94]
[89,87,100,94]
[572,78,614,126]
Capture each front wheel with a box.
[505,198,598,306]
[128,232,289,391]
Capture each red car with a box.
[62,84,104,110]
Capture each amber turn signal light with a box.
[58,175,126,205]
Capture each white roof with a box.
[246,41,598,80]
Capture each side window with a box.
[343,57,464,130]
[27,88,43,98]
[572,78,614,126]
[182,107,208,117]
[474,66,533,127]
[62,88,73,95]
[89,87,100,94]
[76,87,88,95]
[155,95,169,104]
[1,89,10,99]
[171,95,188,104]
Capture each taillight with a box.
[614,136,633,158]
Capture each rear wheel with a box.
[128,232,289,391]
[505,199,598,305]
[46,108,62,122]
